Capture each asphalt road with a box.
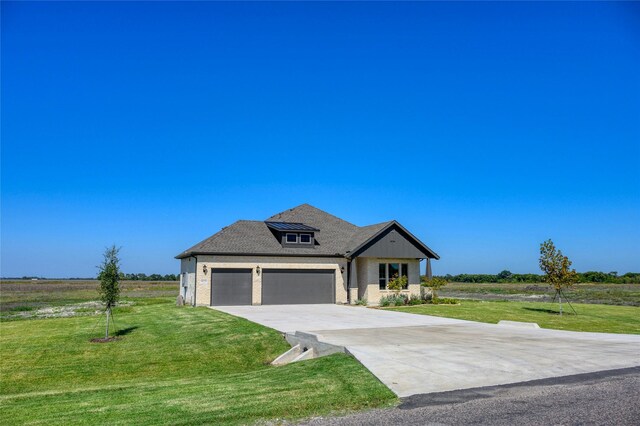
[301,367,640,425]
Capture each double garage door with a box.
[210,268,335,306]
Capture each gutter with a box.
[176,251,346,259]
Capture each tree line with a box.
[430,270,640,284]
[118,273,179,281]
[4,273,179,281]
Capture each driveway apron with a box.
[214,304,640,397]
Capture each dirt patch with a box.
[1,301,134,321]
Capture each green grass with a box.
[439,282,640,306]
[388,300,640,334]
[0,302,395,425]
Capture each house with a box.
[175,204,439,306]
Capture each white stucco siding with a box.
[192,255,348,306]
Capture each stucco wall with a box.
[192,255,348,306]
[356,257,421,305]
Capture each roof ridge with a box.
[286,203,357,227]
[358,220,394,229]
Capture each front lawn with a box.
[0,301,395,425]
[387,300,640,334]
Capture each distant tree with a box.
[497,270,513,281]
[539,239,578,315]
[98,245,121,339]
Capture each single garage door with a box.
[262,269,335,305]
[210,268,252,306]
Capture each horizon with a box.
[2,2,639,277]
[2,269,638,281]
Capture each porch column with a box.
[426,258,432,280]
[348,259,359,304]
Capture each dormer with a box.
[265,221,319,248]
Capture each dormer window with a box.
[265,221,319,248]
[286,233,298,243]
[299,233,312,244]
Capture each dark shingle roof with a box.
[175,203,438,259]
[344,221,393,254]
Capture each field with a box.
[0,280,177,319]
[0,280,395,425]
[440,282,640,306]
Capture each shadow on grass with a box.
[522,307,576,316]
[114,326,139,337]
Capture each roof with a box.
[175,203,439,259]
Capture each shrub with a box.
[408,294,422,305]
[380,294,409,307]
[436,297,459,305]
[355,298,368,306]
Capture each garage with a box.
[210,268,252,306]
[262,269,335,305]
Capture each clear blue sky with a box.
[2,1,639,278]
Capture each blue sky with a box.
[2,1,639,277]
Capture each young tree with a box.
[421,277,449,303]
[98,245,121,338]
[539,239,578,315]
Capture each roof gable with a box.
[347,221,439,260]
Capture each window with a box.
[401,263,408,288]
[285,233,298,243]
[379,263,410,289]
[379,263,387,289]
[299,233,312,244]
[389,263,399,280]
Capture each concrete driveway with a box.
[214,304,640,397]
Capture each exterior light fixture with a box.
[202,264,208,275]
[340,266,345,273]
[256,265,261,275]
